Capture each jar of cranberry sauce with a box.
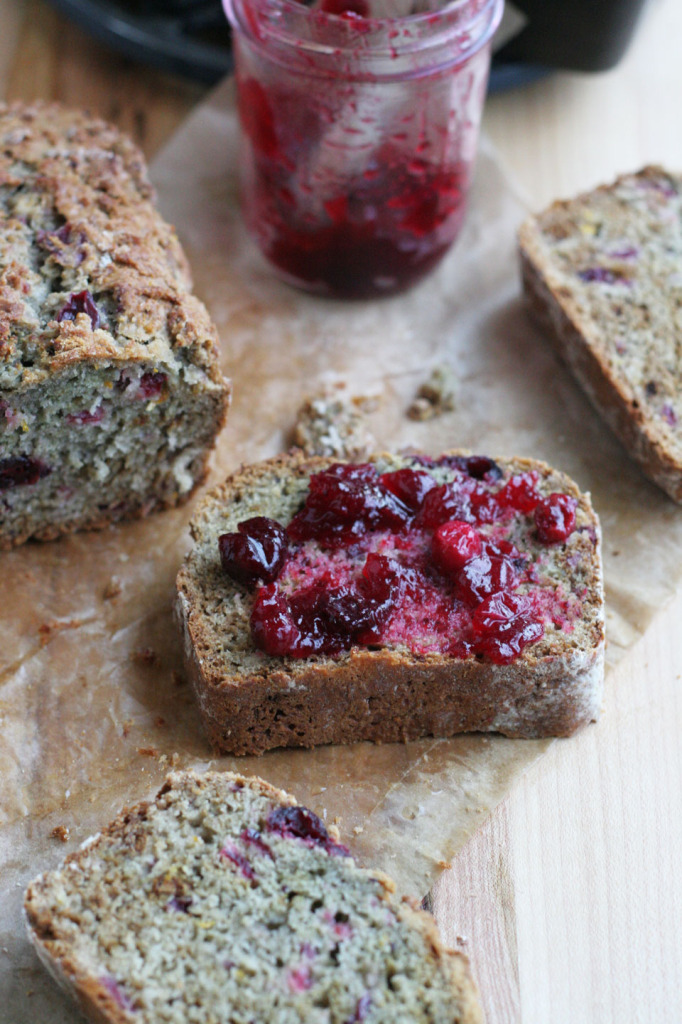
[223,0,503,299]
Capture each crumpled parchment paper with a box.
[3,80,682,1020]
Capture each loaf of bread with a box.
[24,770,482,1024]
[176,450,604,756]
[519,166,682,501]
[0,102,229,547]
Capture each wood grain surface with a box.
[3,1,682,1021]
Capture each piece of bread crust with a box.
[24,770,482,1024]
[176,450,605,756]
[519,165,682,502]
[0,101,229,546]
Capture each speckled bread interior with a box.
[0,101,229,546]
[24,770,482,1024]
[176,450,605,756]
[519,165,682,502]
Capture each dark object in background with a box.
[47,0,234,83]
[498,0,650,73]
[45,0,650,87]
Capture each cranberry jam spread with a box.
[219,456,581,666]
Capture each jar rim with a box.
[224,0,504,81]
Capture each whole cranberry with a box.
[455,541,520,607]
[416,482,473,528]
[266,805,350,857]
[462,455,503,481]
[250,584,301,655]
[139,371,167,400]
[56,290,100,330]
[0,456,51,490]
[432,520,482,576]
[220,517,288,586]
[379,468,436,512]
[471,592,544,664]
[495,472,541,514]
[535,493,577,544]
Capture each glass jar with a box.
[223,0,503,299]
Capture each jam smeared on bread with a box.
[219,459,580,665]
[176,450,604,754]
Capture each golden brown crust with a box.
[0,101,224,391]
[176,450,605,756]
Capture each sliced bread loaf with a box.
[176,450,604,756]
[0,102,229,546]
[24,770,482,1024]
[519,165,682,501]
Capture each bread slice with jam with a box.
[175,450,604,756]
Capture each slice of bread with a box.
[519,166,682,501]
[24,770,482,1024]
[176,450,604,756]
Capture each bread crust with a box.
[519,166,682,502]
[176,450,605,756]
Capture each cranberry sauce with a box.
[227,0,500,298]
[219,460,581,666]
[238,95,471,299]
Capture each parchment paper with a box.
[3,80,682,1019]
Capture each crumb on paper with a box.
[407,364,459,420]
[154,716,167,728]
[138,746,160,758]
[171,670,186,687]
[132,647,157,666]
[352,826,364,835]
[170,751,181,767]
[456,935,468,947]
[38,617,85,646]
[437,860,452,870]
[103,576,122,600]
[292,383,379,460]
[50,825,69,842]
[122,718,134,738]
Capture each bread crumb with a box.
[38,618,85,645]
[154,716,167,728]
[50,825,69,842]
[132,647,157,666]
[292,384,377,460]
[122,719,134,738]
[352,826,364,835]
[407,365,458,420]
[103,576,122,600]
[138,746,160,758]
